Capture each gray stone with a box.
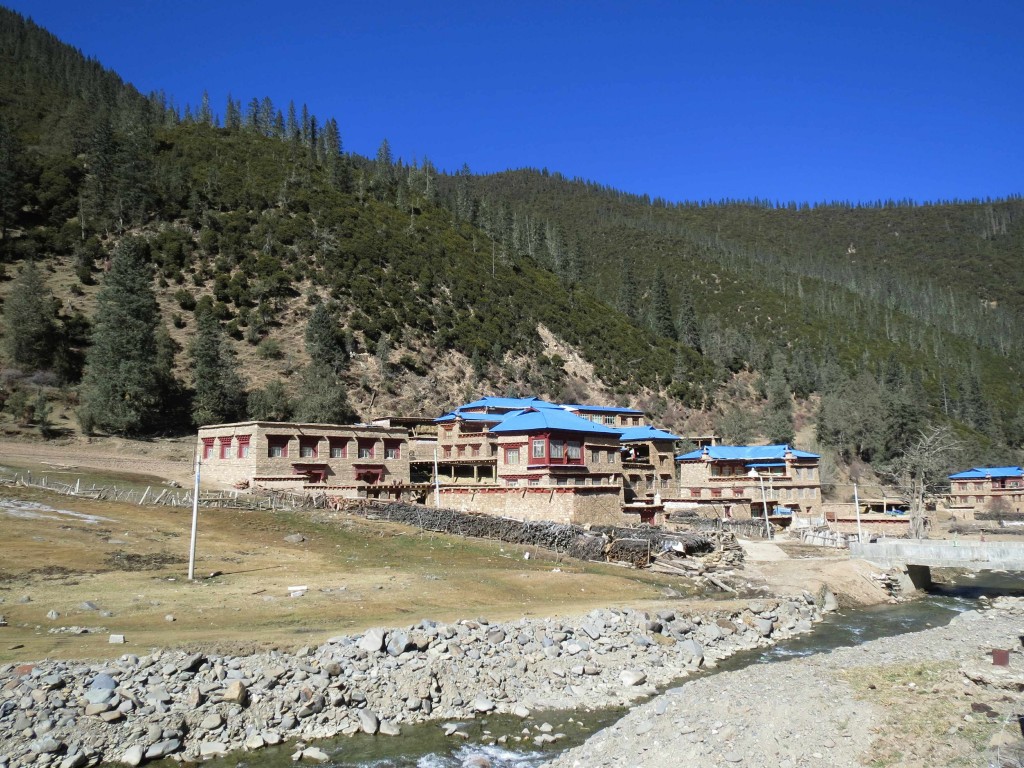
[754,617,774,637]
[84,702,111,716]
[621,669,647,687]
[244,733,265,750]
[200,713,223,730]
[386,631,409,656]
[84,689,112,705]
[30,737,63,754]
[199,742,228,758]
[145,739,180,759]
[261,730,282,746]
[379,720,401,736]
[108,634,125,644]
[80,601,99,611]
[90,673,117,690]
[357,708,379,734]
[473,695,496,712]
[284,533,306,544]
[359,627,386,653]
[486,627,506,644]
[46,610,59,620]
[120,745,144,767]
[301,747,329,762]
[581,623,602,640]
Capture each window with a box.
[567,441,581,460]
[443,446,452,458]
[471,444,480,457]
[218,437,232,459]
[591,448,602,463]
[550,441,564,460]
[506,479,519,487]
[632,417,640,426]
[574,477,585,486]
[556,477,568,486]
[268,436,289,458]
[299,438,319,459]
[201,438,214,460]
[358,440,374,459]
[506,447,520,465]
[608,450,617,464]
[237,435,250,459]
[532,439,545,459]
[528,478,540,486]
[457,445,466,457]
[603,415,615,425]
[329,439,347,459]
[661,477,669,488]
[384,441,401,460]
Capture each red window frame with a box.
[201,437,214,460]
[237,435,251,459]
[357,439,374,459]
[267,436,289,458]
[218,436,232,459]
[384,440,401,460]
[329,438,348,459]
[298,437,319,459]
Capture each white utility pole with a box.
[188,456,201,581]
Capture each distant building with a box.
[947,466,1024,516]
[196,421,412,500]
[669,444,821,523]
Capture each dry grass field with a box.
[0,482,701,664]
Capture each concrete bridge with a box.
[849,540,1024,589]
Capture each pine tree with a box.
[371,138,394,200]
[304,303,347,374]
[293,363,356,424]
[2,261,59,372]
[647,268,676,339]
[247,380,293,421]
[189,306,246,426]
[0,117,22,245]
[78,237,165,435]
[762,356,794,444]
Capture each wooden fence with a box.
[0,470,323,511]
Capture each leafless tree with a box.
[883,426,962,539]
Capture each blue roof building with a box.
[673,444,822,521]
[947,467,1024,515]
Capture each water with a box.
[183,571,1024,768]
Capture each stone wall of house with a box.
[196,422,410,490]
[437,486,628,526]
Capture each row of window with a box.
[505,476,615,487]
[708,465,818,480]
[579,414,641,426]
[954,481,1024,492]
[954,495,1023,505]
[201,435,401,461]
[689,486,819,499]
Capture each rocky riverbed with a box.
[0,593,828,767]
[544,595,1024,768]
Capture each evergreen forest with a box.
[0,7,1021,485]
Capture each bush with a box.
[174,288,197,311]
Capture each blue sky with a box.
[6,1,1022,203]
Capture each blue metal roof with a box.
[617,426,682,443]
[949,466,1024,480]
[563,403,644,415]
[676,444,820,462]
[490,408,622,436]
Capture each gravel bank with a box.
[0,596,826,767]
[544,596,1024,768]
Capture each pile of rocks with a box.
[0,595,826,767]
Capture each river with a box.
[190,571,1024,768]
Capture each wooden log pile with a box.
[342,501,719,567]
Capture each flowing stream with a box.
[195,572,1024,768]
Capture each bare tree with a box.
[883,426,962,539]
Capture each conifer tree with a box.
[78,237,165,435]
[304,303,347,374]
[2,261,59,372]
[647,269,676,339]
[247,380,293,421]
[762,355,794,444]
[293,363,356,424]
[189,304,246,426]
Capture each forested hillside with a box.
[0,8,712,437]
[0,6,1021,480]
[437,169,1024,467]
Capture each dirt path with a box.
[545,599,1024,767]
